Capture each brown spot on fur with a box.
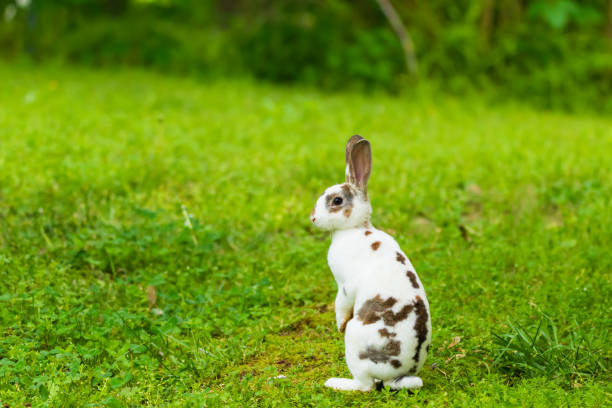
[357,295,412,326]
[339,309,353,333]
[412,296,429,363]
[341,183,354,199]
[396,252,406,264]
[382,304,414,326]
[343,207,352,218]
[390,359,402,368]
[326,194,343,213]
[386,339,401,355]
[358,339,401,364]
[358,295,429,365]
[378,328,396,338]
[406,271,419,289]
[356,295,397,325]
[325,184,354,214]
[365,230,372,236]
[371,241,381,250]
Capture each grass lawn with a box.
[0,64,611,407]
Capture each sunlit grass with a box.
[0,63,611,407]
[492,312,609,385]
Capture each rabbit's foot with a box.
[384,375,423,390]
[324,377,373,391]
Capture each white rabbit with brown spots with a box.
[311,135,431,391]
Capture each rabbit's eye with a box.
[333,197,343,206]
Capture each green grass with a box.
[0,63,611,407]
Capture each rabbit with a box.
[310,135,431,391]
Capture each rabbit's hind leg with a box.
[324,376,374,391]
[383,375,423,390]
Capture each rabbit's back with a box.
[329,227,431,380]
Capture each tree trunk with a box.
[106,0,129,16]
[499,0,523,28]
[480,0,495,49]
[374,0,419,75]
[607,0,612,41]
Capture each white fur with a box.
[328,226,431,389]
[385,376,423,390]
[311,137,431,392]
[312,184,371,231]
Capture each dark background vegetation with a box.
[1,0,611,112]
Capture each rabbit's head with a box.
[311,135,372,231]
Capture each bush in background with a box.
[1,0,611,111]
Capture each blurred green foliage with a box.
[0,0,611,110]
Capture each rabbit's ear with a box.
[348,138,372,197]
[345,135,364,185]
